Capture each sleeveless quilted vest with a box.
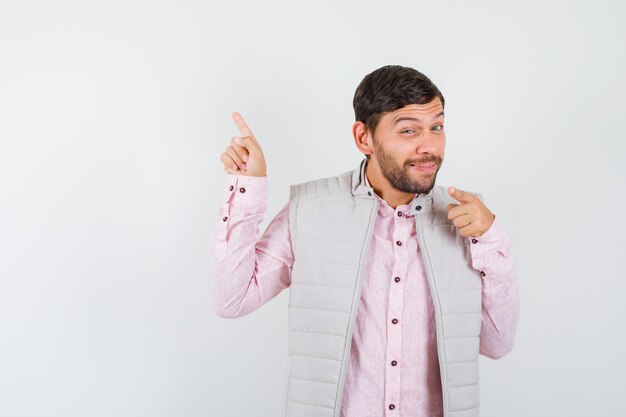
[284,158,484,417]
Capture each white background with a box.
[1,1,625,416]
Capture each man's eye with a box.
[401,129,415,134]
[432,125,444,131]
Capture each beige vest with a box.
[284,158,484,417]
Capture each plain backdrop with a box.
[1,1,625,416]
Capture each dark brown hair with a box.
[353,65,445,159]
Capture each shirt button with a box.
[392,318,398,324]
[389,404,395,410]
[471,238,478,244]
[480,271,486,277]
[394,277,400,283]
[397,211,402,217]
[222,216,228,222]
[391,360,397,366]
[239,187,246,193]
[229,185,234,191]
[367,191,372,196]
[415,205,422,211]
[396,241,402,246]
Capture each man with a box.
[211,65,520,417]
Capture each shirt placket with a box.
[385,208,410,415]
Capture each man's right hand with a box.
[220,112,267,177]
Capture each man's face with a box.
[370,97,446,195]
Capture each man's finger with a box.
[224,165,239,175]
[232,112,255,139]
[452,213,472,230]
[225,146,246,171]
[447,203,459,215]
[458,223,479,238]
[233,136,257,153]
[448,186,476,204]
[220,152,242,173]
[447,203,467,221]
[231,137,250,161]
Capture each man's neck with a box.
[364,160,416,209]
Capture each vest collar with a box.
[351,157,375,198]
[350,157,435,214]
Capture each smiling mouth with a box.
[409,162,437,172]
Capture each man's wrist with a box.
[223,174,269,212]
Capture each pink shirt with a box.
[210,171,520,417]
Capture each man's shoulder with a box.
[288,167,355,200]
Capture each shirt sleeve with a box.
[468,216,520,359]
[209,174,294,318]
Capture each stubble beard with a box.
[374,139,442,195]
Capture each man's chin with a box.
[413,176,438,193]
[391,179,436,195]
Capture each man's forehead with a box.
[385,102,444,125]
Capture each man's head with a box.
[352,65,446,195]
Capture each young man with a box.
[211,65,520,417]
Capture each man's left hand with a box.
[446,186,496,238]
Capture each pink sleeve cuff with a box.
[221,174,269,213]
[468,216,509,249]
[468,216,512,270]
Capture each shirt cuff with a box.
[221,174,269,213]
[468,216,511,259]
[469,215,502,242]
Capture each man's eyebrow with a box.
[393,111,445,125]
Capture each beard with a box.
[373,139,442,195]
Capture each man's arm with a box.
[210,174,294,318]
[468,216,520,359]
[446,188,520,358]
[211,112,293,317]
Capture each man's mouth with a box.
[409,162,437,172]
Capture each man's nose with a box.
[415,131,438,154]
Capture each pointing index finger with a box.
[449,186,476,203]
[232,112,255,139]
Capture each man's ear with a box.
[352,121,373,158]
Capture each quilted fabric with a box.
[284,158,483,417]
